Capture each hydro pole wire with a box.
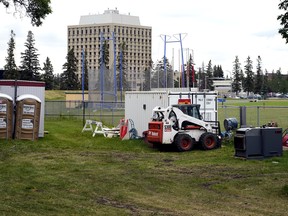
[160,33,187,88]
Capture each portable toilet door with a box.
[0,93,13,139]
[15,94,41,141]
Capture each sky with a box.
[0,0,288,77]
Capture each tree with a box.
[53,73,61,90]
[213,65,224,78]
[20,30,41,81]
[239,69,245,89]
[99,40,109,68]
[206,60,214,90]
[275,68,287,93]
[142,60,153,91]
[3,30,19,79]
[0,0,52,26]
[231,56,242,95]
[42,57,54,90]
[151,57,173,88]
[254,56,263,94]
[61,48,80,90]
[243,56,254,95]
[98,40,111,92]
[116,42,129,91]
[262,70,269,98]
[269,70,278,93]
[186,54,195,87]
[198,62,206,91]
[278,0,288,43]
[80,50,88,90]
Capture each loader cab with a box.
[172,104,202,120]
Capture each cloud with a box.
[254,29,279,38]
[1,0,288,75]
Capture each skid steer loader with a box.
[145,104,222,152]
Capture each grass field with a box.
[1,118,288,215]
[218,99,288,130]
[45,90,66,100]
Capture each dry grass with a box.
[45,90,66,100]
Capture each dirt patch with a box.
[201,181,220,189]
[162,158,174,163]
[79,151,97,157]
[96,197,176,215]
[97,197,138,213]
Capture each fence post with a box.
[257,106,260,127]
[240,106,247,127]
[112,106,114,126]
[82,101,85,126]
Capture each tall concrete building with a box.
[67,8,152,90]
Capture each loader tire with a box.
[174,134,194,152]
[199,132,219,150]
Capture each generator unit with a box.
[234,127,282,159]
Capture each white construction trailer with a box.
[125,91,218,137]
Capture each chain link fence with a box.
[219,105,288,130]
[45,100,125,126]
[45,101,288,130]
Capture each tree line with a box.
[2,29,288,96]
[231,55,288,96]
[2,30,65,90]
[1,30,135,91]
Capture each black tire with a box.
[174,134,194,152]
[199,132,220,150]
